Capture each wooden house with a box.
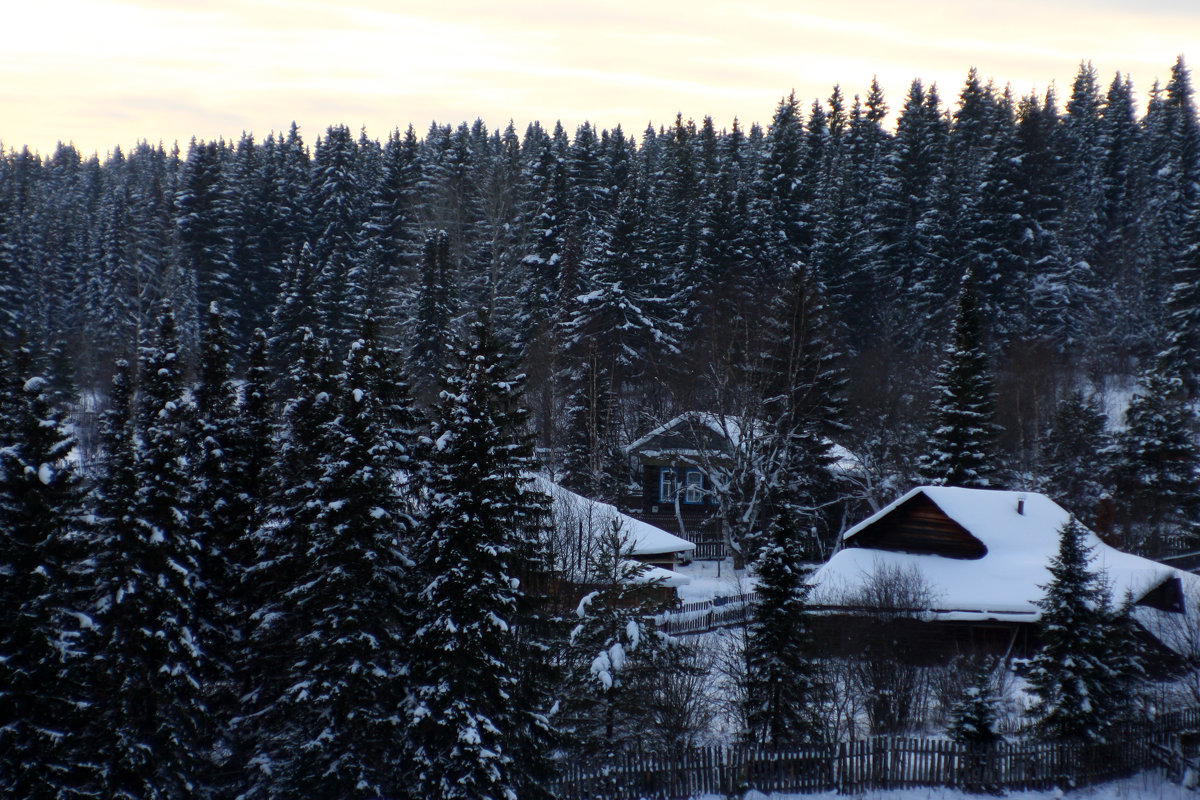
[624,412,734,518]
[810,486,1200,666]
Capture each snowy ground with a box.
[689,772,1193,800]
[674,557,757,604]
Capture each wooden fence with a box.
[552,709,1200,799]
[654,592,756,636]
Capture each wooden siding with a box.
[849,493,987,559]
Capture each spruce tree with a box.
[94,305,206,798]
[759,92,809,272]
[1110,370,1200,554]
[947,660,1000,746]
[308,124,365,348]
[742,500,824,746]
[244,327,338,797]
[1039,391,1112,524]
[412,229,457,380]
[559,351,619,501]
[1026,518,1117,742]
[91,358,143,796]
[192,301,253,790]
[0,351,93,797]
[132,302,207,794]
[262,324,414,798]
[176,138,232,319]
[920,266,1001,487]
[406,311,552,800]
[557,519,674,757]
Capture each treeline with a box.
[1,59,1199,512]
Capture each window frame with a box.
[658,467,678,503]
[683,469,704,504]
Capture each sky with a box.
[3,0,1198,156]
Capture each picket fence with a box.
[552,708,1200,799]
[654,592,757,636]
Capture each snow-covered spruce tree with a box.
[919,266,1001,488]
[558,349,621,502]
[742,499,825,746]
[134,302,207,794]
[559,186,680,391]
[1158,201,1200,399]
[1038,391,1112,525]
[406,310,552,800]
[1150,58,1200,396]
[558,518,675,758]
[259,321,415,798]
[242,327,338,796]
[94,303,207,798]
[0,351,94,797]
[1110,369,1200,555]
[411,228,457,382]
[192,301,257,791]
[757,265,846,562]
[1096,590,1146,730]
[268,242,321,383]
[90,358,145,796]
[1026,518,1128,742]
[947,659,1000,746]
[177,138,232,321]
[308,124,365,350]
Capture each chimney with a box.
[1017,494,1026,515]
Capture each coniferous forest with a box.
[3,57,1200,797]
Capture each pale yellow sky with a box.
[3,0,1197,156]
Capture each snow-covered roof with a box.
[625,412,861,474]
[814,486,1199,630]
[630,563,693,588]
[536,477,696,557]
[624,412,761,457]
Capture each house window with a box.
[684,469,704,504]
[659,467,677,503]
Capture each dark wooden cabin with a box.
[813,486,1200,671]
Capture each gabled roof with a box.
[816,486,1198,630]
[536,477,696,557]
[625,412,861,473]
[624,412,758,460]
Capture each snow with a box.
[687,773,1195,800]
[624,411,761,456]
[625,619,640,651]
[590,651,613,689]
[538,477,695,557]
[633,563,692,587]
[673,557,757,604]
[576,591,599,617]
[816,487,1199,632]
[608,641,626,671]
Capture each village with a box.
[536,410,1200,797]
